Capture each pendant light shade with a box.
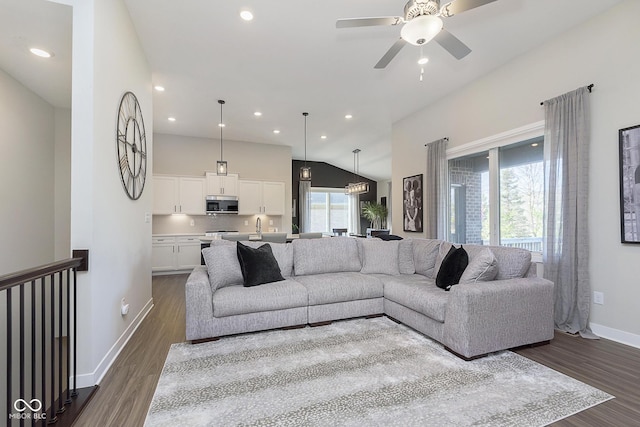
[216,99,228,176]
[345,149,369,195]
[299,112,311,181]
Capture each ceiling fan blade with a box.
[336,16,403,29]
[440,0,498,17]
[434,29,471,59]
[374,38,407,69]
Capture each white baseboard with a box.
[590,322,640,350]
[75,298,154,388]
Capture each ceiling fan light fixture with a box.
[401,15,443,46]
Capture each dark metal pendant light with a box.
[216,99,228,175]
[299,112,311,181]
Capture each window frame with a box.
[446,121,545,262]
[308,186,351,234]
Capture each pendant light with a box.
[345,149,369,195]
[299,112,311,181]
[216,99,228,175]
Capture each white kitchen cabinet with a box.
[152,236,202,272]
[151,237,177,272]
[262,181,285,215]
[206,173,238,196]
[237,180,263,214]
[237,180,285,215]
[153,175,205,215]
[175,237,202,269]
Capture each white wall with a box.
[153,133,293,233]
[392,0,640,343]
[70,0,153,384]
[54,107,71,259]
[0,69,55,274]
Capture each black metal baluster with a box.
[30,281,36,427]
[71,269,77,398]
[48,274,57,424]
[65,269,71,405]
[40,277,45,425]
[57,271,64,415]
[20,284,25,427]
[6,288,12,427]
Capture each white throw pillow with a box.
[459,247,498,284]
[360,239,400,275]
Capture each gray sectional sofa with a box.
[185,236,554,359]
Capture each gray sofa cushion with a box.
[412,239,442,278]
[398,239,415,274]
[459,247,498,283]
[359,239,400,275]
[294,272,384,305]
[212,279,309,318]
[293,237,361,276]
[240,241,294,278]
[381,274,449,323]
[202,245,243,292]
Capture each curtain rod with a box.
[540,84,593,106]
[424,137,449,147]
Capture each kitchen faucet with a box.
[256,217,262,235]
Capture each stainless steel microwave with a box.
[206,195,238,214]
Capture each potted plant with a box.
[361,201,389,230]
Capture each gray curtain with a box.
[543,86,595,338]
[299,181,311,233]
[424,138,448,239]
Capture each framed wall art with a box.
[403,174,423,232]
[619,124,640,243]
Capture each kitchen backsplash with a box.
[152,214,284,235]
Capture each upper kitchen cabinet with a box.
[153,175,206,215]
[237,180,285,215]
[206,172,238,196]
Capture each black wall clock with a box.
[116,91,147,200]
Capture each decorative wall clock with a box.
[116,91,147,200]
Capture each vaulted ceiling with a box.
[0,0,622,180]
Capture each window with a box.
[448,136,544,253]
[309,188,350,233]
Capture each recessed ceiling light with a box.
[417,57,429,65]
[321,135,327,140]
[273,129,280,134]
[154,85,165,92]
[218,123,226,128]
[30,48,52,58]
[345,114,353,119]
[531,142,539,147]
[254,111,262,117]
[168,117,176,122]
[240,10,254,21]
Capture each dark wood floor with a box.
[75,274,640,426]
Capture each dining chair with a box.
[299,232,323,239]
[261,232,288,243]
[221,233,250,241]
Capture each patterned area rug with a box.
[145,317,612,426]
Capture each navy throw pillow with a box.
[236,242,284,287]
[436,245,469,291]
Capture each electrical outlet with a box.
[593,291,604,305]
[269,220,273,226]
[144,212,151,223]
[190,219,195,227]
[244,220,249,226]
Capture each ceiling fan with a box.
[336,0,498,69]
